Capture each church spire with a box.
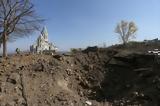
[41,26,48,41]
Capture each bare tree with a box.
[0,0,43,57]
[115,20,138,45]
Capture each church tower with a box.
[41,26,48,42]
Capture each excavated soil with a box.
[1,43,160,106]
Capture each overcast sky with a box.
[2,0,160,53]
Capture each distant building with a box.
[30,26,57,53]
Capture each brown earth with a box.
[0,42,160,106]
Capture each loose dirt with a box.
[1,43,160,106]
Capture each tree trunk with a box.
[122,36,126,45]
[3,32,7,57]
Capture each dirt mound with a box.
[0,51,112,106]
[1,44,160,106]
[97,52,160,106]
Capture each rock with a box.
[134,68,151,72]
[85,101,92,105]
[6,101,16,106]
[139,71,154,78]
[132,91,139,96]
[7,78,17,84]
[34,63,45,72]
[63,53,72,56]
[53,54,63,60]
[66,68,72,76]
[6,73,20,84]
[109,58,130,67]
[83,46,98,53]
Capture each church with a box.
[30,27,57,53]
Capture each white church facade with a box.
[30,27,57,53]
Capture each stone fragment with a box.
[85,101,92,105]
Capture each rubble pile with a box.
[0,52,112,106]
[0,44,160,106]
[99,52,160,106]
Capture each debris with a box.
[1,44,160,106]
[85,101,92,105]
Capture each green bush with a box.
[70,48,82,53]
